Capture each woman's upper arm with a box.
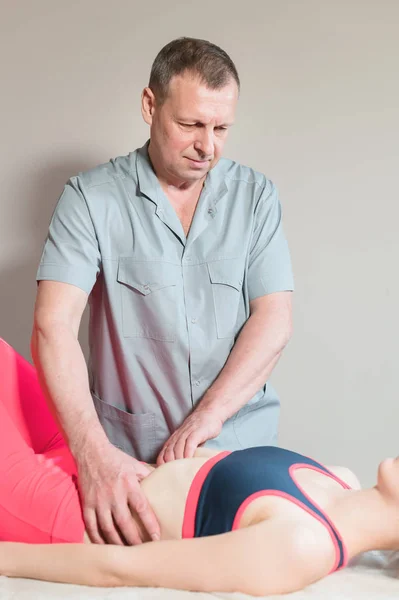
[114,518,331,596]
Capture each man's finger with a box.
[97,508,125,546]
[84,507,105,545]
[163,445,176,463]
[129,490,161,542]
[173,436,188,460]
[112,504,143,546]
[156,447,166,466]
[135,462,154,481]
[183,435,201,459]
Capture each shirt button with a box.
[191,317,197,324]
[194,380,200,386]
[143,284,150,290]
[185,256,192,261]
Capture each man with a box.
[31,37,294,548]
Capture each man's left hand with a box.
[156,409,223,465]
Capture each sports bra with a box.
[182,446,351,572]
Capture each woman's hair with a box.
[148,37,240,105]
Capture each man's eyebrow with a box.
[177,118,235,126]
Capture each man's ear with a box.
[141,87,156,125]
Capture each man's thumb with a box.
[135,460,155,480]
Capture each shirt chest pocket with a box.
[207,258,244,339]
[117,259,179,341]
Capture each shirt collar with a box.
[135,139,227,209]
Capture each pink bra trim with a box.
[181,451,231,539]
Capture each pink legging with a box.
[0,338,85,543]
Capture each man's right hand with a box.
[76,441,161,546]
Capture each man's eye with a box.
[179,123,227,131]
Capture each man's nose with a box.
[194,128,214,158]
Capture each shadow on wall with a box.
[0,155,97,363]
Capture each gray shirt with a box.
[37,140,294,462]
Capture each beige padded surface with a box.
[1,551,398,599]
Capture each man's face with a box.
[143,72,239,185]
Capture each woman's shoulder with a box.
[326,466,362,490]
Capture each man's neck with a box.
[148,142,206,199]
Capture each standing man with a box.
[32,37,294,547]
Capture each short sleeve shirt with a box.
[37,140,294,462]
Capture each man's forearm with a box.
[31,323,108,456]
[198,304,292,422]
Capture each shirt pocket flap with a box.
[117,260,177,295]
[207,258,244,291]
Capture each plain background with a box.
[1,0,397,486]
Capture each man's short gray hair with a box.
[148,37,240,105]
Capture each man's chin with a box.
[178,169,208,182]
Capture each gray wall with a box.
[1,1,398,486]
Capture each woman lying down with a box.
[1,346,399,595]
